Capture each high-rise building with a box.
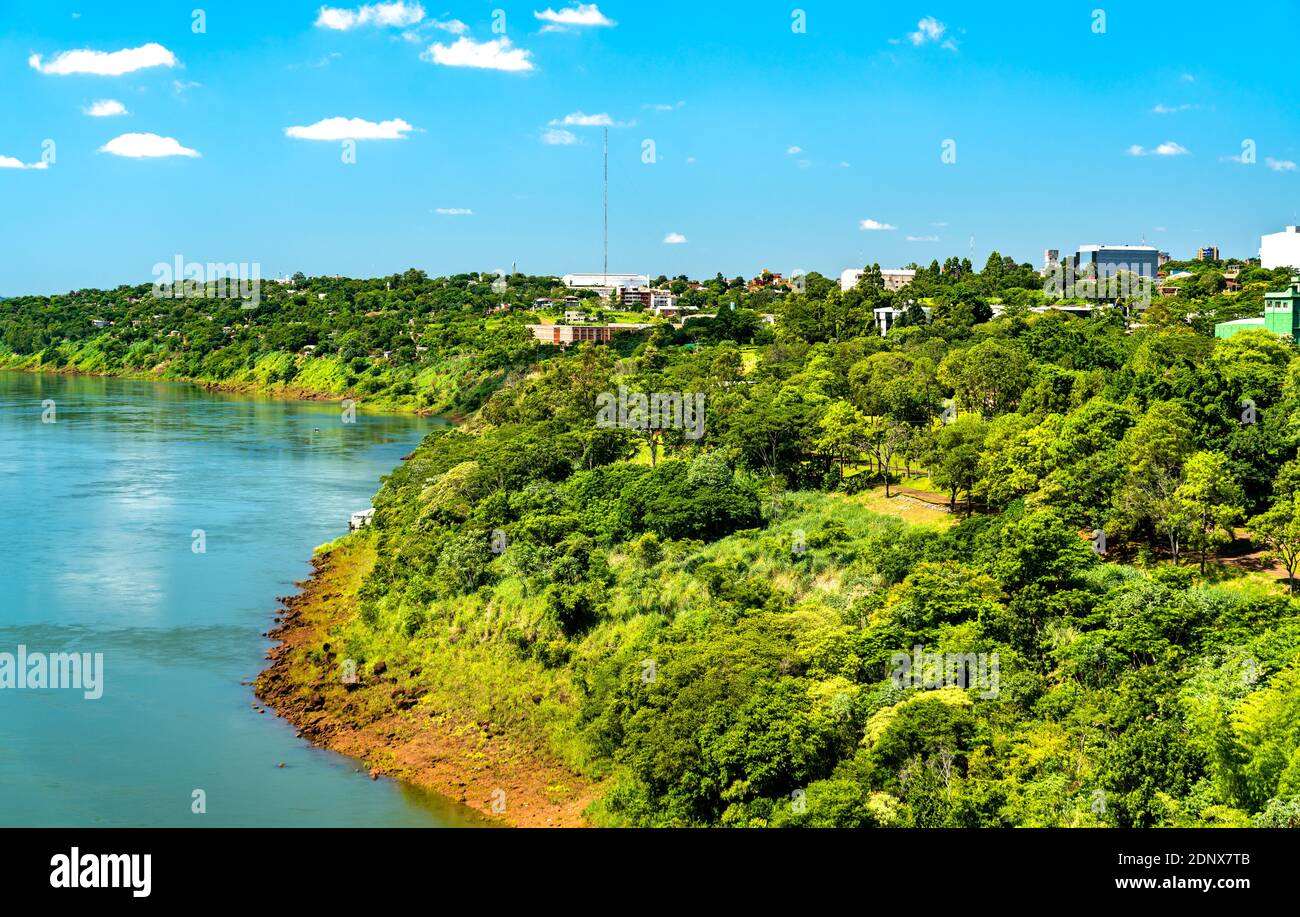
[1072,244,1161,279]
[1261,227,1300,270]
[1196,246,1220,261]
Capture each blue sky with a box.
[3,0,1300,294]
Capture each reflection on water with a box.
[0,371,488,827]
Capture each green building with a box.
[1215,276,1300,340]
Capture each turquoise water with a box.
[0,371,484,826]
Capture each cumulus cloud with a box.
[315,2,425,30]
[99,133,199,158]
[663,232,688,245]
[29,42,177,76]
[1267,157,1298,172]
[422,37,535,71]
[284,117,416,140]
[534,4,615,27]
[541,128,578,145]
[0,155,49,170]
[84,99,128,117]
[786,145,803,155]
[895,16,958,51]
[1127,141,1190,156]
[860,219,897,231]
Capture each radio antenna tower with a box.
[603,127,609,285]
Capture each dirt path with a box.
[255,542,601,827]
[892,486,967,512]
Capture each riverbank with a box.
[0,359,437,416]
[254,535,599,828]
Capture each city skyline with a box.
[3,1,1300,295]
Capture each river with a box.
[0,371,484,826]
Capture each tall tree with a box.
[1175,451,1245,574]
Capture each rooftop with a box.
[1078,244,1160,253]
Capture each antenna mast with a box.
[603,128,609,285]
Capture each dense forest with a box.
[9,253,1300,826]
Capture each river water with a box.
[0,371,483,826]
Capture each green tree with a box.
[938,339,1031,418]
[817,400,867,481]
[1174,451,1244,574]
[930,415,987,513]
[1250,494,1300,592]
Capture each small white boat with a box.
[349,508,376,531]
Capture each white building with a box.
[839,268,917,292]
[562,273,650,299]
[1261,227,1300,270]
[874,305,931,335]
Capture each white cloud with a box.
[173,80,201,95]
[910,16,944,44]
[99,133,199,158]
[1267,157,1298,172]
[315,2,425,30]
[84,99,128,117]
[534,4,615,27]
[29,42,177,76]
[550,111,628,127]
[0,155,49,170]
[541,128,578,145]
[1181,73,1195,82]
[645,101,684,112]
[898,16,958,51]
[663,232,687,245]
[786,145,803,155]
[1153,103,1193,114]
[435,207,473,215]
[422,37,535,71]
[285,117,416,140]
[907,235,940,242]
[432,19,467,34]
[860,219,897,231]
[1128,141,1190,157]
